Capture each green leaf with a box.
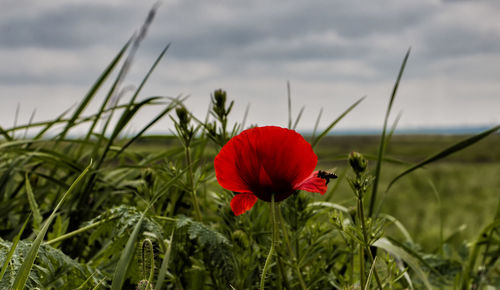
[386,124,500,191]
[374,237,433,290]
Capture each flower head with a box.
[214,126,328,215]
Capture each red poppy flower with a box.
[214,126,328,216]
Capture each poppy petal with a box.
[214,134,257,193]
[253,127,317,187]
[230,193,258,216]
[295,171,327,194]
[214,126,319,202]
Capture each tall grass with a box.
[0,7,499,290]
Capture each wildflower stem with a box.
[277,205,307,290]
[359,243,365,288]
[260,195,277,290]
[357,196,383,290]
[185,146,202,221]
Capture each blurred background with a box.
[1,0,500,135]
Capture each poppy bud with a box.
[175,107,191,126]
[213,89,227,107]
[212,89,234,120]
[348,152,367,175]
[174,107,195,144]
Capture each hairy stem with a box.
[260,196,277,290]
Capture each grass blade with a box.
[380,214,414,243]
[292,106,305,130]
[374,237,432,290]
[364,256,378,290]
[311,108,323,141]
[311,96,365,148]
[34,106,72,140]
[107,42,171,151]
[386,124,500,191]
[111,167,186,289]
[0,126,12,141]
[368,48,410,217]
[154,230,174,290]
[113,102,176,157]
[11,161,92,290]
[111,212,146,290]
[386,111,403,146]
[287,81,292,129]
[25,173,42,231]
[307,201,350,215]
[240,103,250,132]
[58,38,131,140]
[0,214,31,281]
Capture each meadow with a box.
[0,11,499,290]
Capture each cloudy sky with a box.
[1,0,500,135]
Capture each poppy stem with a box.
[277,205,307,290]
[260,195,277,290]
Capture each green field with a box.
[316,135,500,249]
[0,28,499,288]
[132,134,500,251]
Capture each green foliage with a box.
[174,216,235,286]
[0,239,104,289]
[0,8,499,289]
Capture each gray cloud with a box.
[1,0,500,131]
[0,2,145,49]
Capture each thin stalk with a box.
[350,241,355,286]
[359,244,365,289]
[153,215,177,222]
[260,196,277,290]
[276,255,290,289]
[460,220,500,289]
[357,197,383,290]
[185,146,202,221]
[277,205,307,290]
[45,216,117,246]
[364,256,379,290]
